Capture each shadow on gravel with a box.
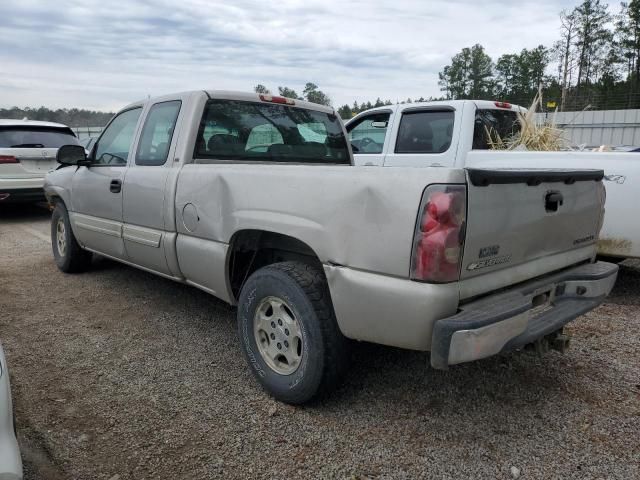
[326,340,566,410]
[607,260,640,305]
[0,202,50,222]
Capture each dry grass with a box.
[487,88,566,151]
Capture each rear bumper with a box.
[0,176,46,203]
[430,261,618,369]
[0,177,45,203]
[0,188,46,203]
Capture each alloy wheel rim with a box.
[253,296,303,375]
[56,218,66,257]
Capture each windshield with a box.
[0,126,78,148]
[194,100,350,164]
[473,109,521,150]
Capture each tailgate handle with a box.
[545,191,563,212]
[110,179,122,193]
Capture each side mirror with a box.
[57,144,89,167]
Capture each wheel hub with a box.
[253,296,303,375]
[56,217,67,257]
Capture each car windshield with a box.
[194,100,350,164]
[0,126,79,148]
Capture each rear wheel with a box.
[237,261,349,404]
[51,202,92,272]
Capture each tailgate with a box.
[461,168,605,283]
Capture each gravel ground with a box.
[0,203,638,479]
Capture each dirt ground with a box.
[0,203,638,479]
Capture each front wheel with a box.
[51,202,92,273]
[237,262,349,404]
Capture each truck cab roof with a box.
[120,90,337,115]
[347,99,523,125]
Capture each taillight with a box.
[259,94,296,105]
[411,184,467,283]
[0,155,18,164]
[494,101,512,109]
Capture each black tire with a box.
[237,261,349,404]
[51,202,92,273]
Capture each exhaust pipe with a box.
[0,193,10,201]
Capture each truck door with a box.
[346,109,394,166]
[121,99,183,276]
[383,106,460,167]
[70,107,143,260]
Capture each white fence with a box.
[72,126,104,140]
[540,109,640,147]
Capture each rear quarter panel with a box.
[174,163,466,277]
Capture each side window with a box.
[245,124,283,153]
[135,101,182,166]
[298,122,327,143]
[395,110,454,154]
[347,112,390,154]
[94,108,142,165]
[473,109,520,150]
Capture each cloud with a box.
[0,0,581,111]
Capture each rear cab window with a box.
[347,112,391,154]
[0,126,78,148]
[473,109,521,149]
[395,110,454,154]
[194,100,350,164]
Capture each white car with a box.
[0,119,79,203]
[0,342,22,479]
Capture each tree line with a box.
[0,106,114,128]
[9,1,635,128]
[269,0,640,116]
[438,0,640,111]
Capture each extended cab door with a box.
[346,108,395,166]
[383,105,462,167]
[122,98,183,276]
[70,107,143,259]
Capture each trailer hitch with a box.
[525,328,571,355]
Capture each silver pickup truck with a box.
[44,90,618,404]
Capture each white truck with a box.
[346,100,640,260]
[44,91,617,404]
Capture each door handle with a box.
[545,191,563,212]
[110,179,122,193]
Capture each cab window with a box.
[473,109,521,149]
[395,110,454,154]
[245,124,283,153]
[94,108,142,166]
[135,101,181,166]
[347,112,390,154]
[194,99,350,164]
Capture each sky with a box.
[0,0,580,112]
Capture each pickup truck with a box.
[345,100,640,260]
[44,90,618,404]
